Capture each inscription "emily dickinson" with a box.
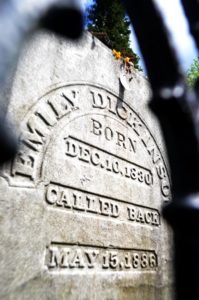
[6,84,170,201]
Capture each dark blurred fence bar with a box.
[122,0,199,299]
[0,0,83,163]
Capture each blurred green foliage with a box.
[86,0,141,70]
[187,57,199,87]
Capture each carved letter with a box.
[116,131,126,149]
[12,152,35,179]
[127,207,136,221]
[48,246,70,268]
[85,250,99,268]
[100,199,110,216]
[105,127,113,141]
[22,115,48,152]
[65,139,78,157]
[111,203,120,218]
[91,91,107,109]
[69,250,85,268]
[91,119,102,136]
[73,192,85,211]
[116,105,128,120]
[91,151,100,166]
[46,185,59,205]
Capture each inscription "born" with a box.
[91,118,137,153]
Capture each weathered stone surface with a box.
[0,31,173,299]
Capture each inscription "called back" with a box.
[46,183,160,226]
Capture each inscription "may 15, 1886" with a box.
[45,243,158,272]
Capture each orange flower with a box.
[115,51,122,60]
[124,57,130,64]
[113,49,122,60]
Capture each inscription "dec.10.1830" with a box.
[64,135,153,187]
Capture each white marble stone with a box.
[0,31,173,300]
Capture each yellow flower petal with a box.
[125,57,130,63]
[116,52,122,59]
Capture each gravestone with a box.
[0,31,173,299]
